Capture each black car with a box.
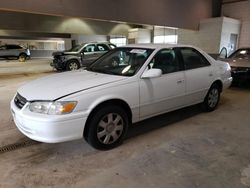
[51,42,116,71]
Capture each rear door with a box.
[139,48,186,119]
[178,47,214,105]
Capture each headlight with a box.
[29,101,77,115]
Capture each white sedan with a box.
[10,44,232,150]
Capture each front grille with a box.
[14,93,27,109]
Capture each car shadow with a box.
[126,104,202,139]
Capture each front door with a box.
[139,48,186,119]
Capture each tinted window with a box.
[84,44,96,52]
[0,46,7,50]
[149,49,180,74]
[180,48,210,70]
[6,45,22,49]
[97,44,110,51]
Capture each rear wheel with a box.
[66,60,80,71]
[18,54,27,62]
[202,83,221,112]
[85,105,129,150]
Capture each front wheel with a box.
[18,54,27,62]
[85,105,129,150]
[202,83,221,112]
[66,60,80,71]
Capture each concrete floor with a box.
[0,68,250,187]
[0,58,53,76]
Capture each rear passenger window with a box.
[109,44,116,49]
[97,44,109,51]
[180,48,210,70]
[7,45,22,49]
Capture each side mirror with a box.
[219,47,228,59]
[141,69,162,79]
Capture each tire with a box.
[85,105,129,150]
[202,83,221,112]
[66,60,80,71]
[18,54,27,62]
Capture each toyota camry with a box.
[11,44,232,150]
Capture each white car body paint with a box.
[10,44,233,143]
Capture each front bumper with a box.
[223,76,233,90]
[231,68,250,82]
[50,58,64,70]
[10,99,88,143]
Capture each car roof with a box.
[121,43,196,50]
[81,42,112,45]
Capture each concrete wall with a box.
[178,17,241,55]
[222,0,250,47]
[30,50,55,58]
[128,29,151,44]
[178,17,223,54]
[220,17,241,54]
[0,0,213,30]
[71,35,108,45]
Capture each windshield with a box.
[68,44,84,52]
[87,48,154,76]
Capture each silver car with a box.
[0,44,30,62]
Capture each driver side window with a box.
[149,49,180,74]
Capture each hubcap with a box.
[97,113,124,145]
[69,62,78,70]
[208,88,219,108]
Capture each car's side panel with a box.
[61,79,140,123]
[139,71,186,119]
[0,49,8,57]
[183,66,215,105]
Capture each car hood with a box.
[18,70,127,101]
[226,58,250,68]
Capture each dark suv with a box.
[0,44,30,62]
[51,42,116,71]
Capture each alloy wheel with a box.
[69,62,79,70]
[97,113,124,145]
[208,88,219,108]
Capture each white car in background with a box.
[11,44,232,150]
